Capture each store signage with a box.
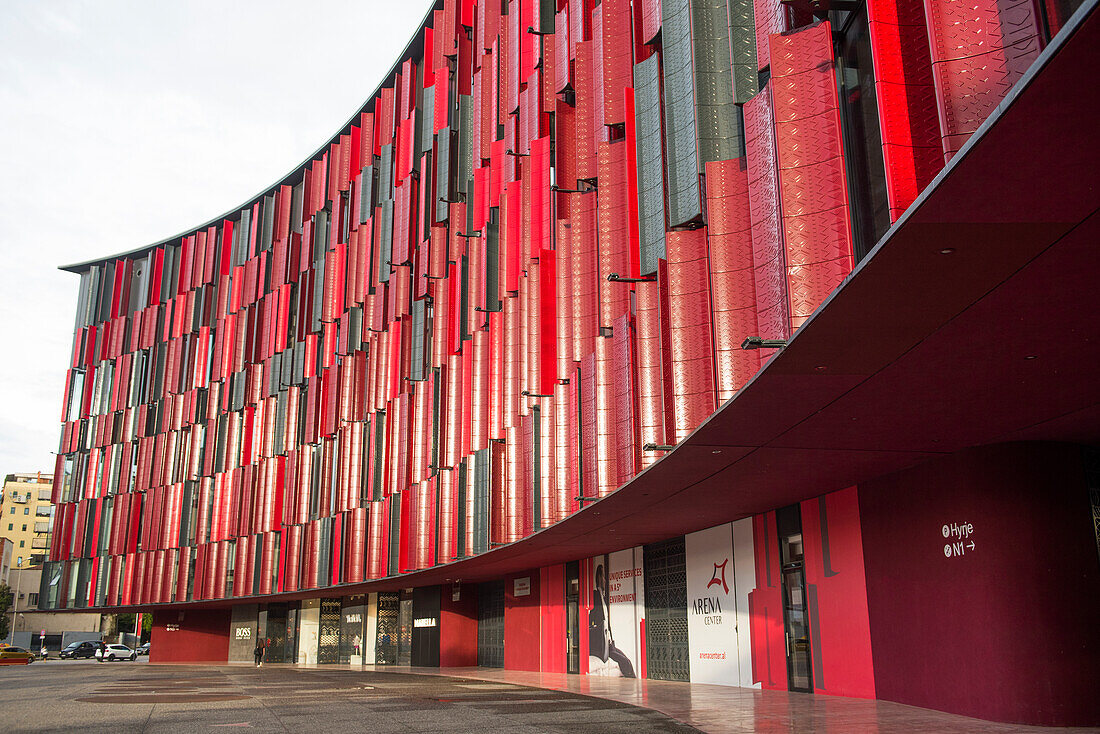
[235,626,252,640]
[513,577,531,597]
[345,613,362,624]
[686,524,739,685]
[165,624,180,632]
[942,521,976,558]
[413,617,437,628]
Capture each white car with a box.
[95,644,137,662]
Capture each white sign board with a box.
[686,523,740,685]
[513,577,531,597]
[941,521,976,558]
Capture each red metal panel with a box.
[770,23,854,332]
[744,84,790,346]
[665,228,717,443]
[597,0,632,127]
[922,0,1040,160]
[573,41,598,181]
[705,158,761,401]
[596,141,631,328]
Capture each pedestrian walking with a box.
[40,643,48,661]
[97,640,106,663]
[253,641,265,667]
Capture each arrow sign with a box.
[966,541,975,550]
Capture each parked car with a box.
[0,646,35,664]
[96,644,137,662]
[137,642,151,656]
[59,641,100,659]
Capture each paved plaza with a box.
[2,660,1098,733]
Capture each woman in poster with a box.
[589,561,636,678]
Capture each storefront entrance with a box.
[777,505,813,692]
[477,581,505,668]
[643,537,690,681]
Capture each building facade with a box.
[43,0,1099,727]
[1,473,54,569]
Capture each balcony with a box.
[31,538,48,550]
[34,522,50,533]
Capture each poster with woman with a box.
[588,549,644,677]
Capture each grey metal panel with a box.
[372,411,386,501]
[634,55,667,275]
[387,486,401,576]
[693,0,742,164]
[473,448,489,555]
[728,0,759,103]
[238,207,252,263]
[312,209,329,260]
[456,95,473,198]
[539,0,556,32]
[379,144,394,200]
[420,84,436,154]
[484,215,501,311]
[410,298,426,381]
[456,459,467,557]
[261,193,276,252]
[662,0,702,226]
[378,200,394,283]
[348,307,363,353]
[435,127,453,223]
[312,262,324,331]
[291,182,304,234]
[359,165,375,223]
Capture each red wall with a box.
[859,443,1100,726]
[149,608,230,663]
[503,570,541,671]
[748,510,786,689]
[800,486,876,698]
[539,564,567,673]
[440,582,478,667]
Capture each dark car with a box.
[137,642,151,656]
[59,641,100,659]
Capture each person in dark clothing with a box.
[589,563,636,678]
[96,641,107,663]
[253,641,265,667]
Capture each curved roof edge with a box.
[60,0,443,274]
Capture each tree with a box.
[0,584,12,640]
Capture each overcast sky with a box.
[0,0,432,478]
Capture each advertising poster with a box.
[685,523,740,685]
[588,548,644,678]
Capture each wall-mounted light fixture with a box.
[607,272,657,283]
[642,442,675,451]
[740,336,788,350]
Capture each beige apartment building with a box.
[0,473,54,569]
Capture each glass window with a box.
[834,2,890,261]
[6,523,11,531]
[8,507,13,514]
[21,524,26,531]
[16,556,22,566]
[28,593,38,605]
[19,541,24,548]
[24,507,29,515]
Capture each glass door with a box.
[566,561,580,674]
[777,505,814,693]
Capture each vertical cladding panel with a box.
[752,0,785,71]
[661,0,702,226]
[633,55,667,276]
[692,0,743,164]
[437,468,456,563]
[770,23,854,331]
[554,219,574,380]
[640,0,662,43]
[596,141,631,329]
[598,0,633,127]
[665,229,716,442]
[578,354,597,501]
[922,0,1040,160]
[729,0,759,103]
[570,195,599,363]
[743,85,789,344]
[748,510,787,690]
[573,41,598,183]
[611,314,638,485]
[705,157,760,401]
[867,0,942,218]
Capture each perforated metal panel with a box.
[693,0,742,163]
[643,536,690,681]
[318,597,341,663]
[375,591,400,664]
[477,580,505,668]
[662,0,702,226]
[634,55,667,276]
[728,0,758,103]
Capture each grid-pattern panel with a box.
[643,536,690,682]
